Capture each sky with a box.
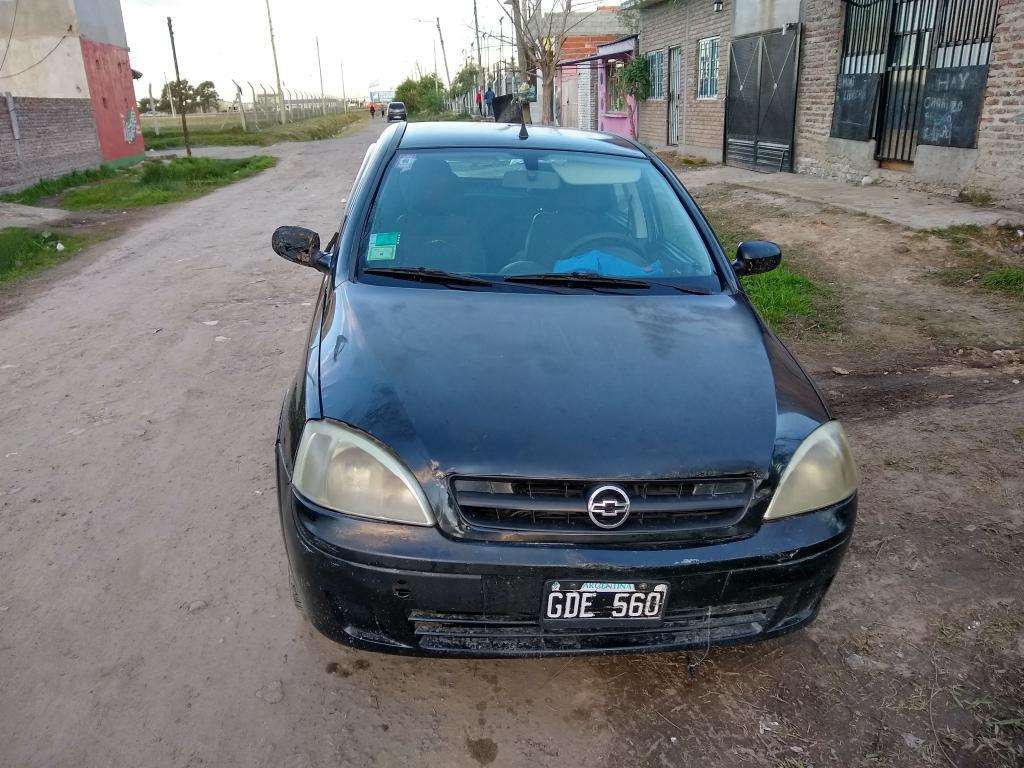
[123,0,524,103]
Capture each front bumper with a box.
[277,455,855,658]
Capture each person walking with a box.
[369,102,376,119]
[484,84,495,118]
[475,88,483,116]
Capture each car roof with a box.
[398,121,646,158]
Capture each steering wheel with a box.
[558,232,647,265]
[499,259,547,276]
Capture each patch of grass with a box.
[657,151,710,171]
[740,264,820,328]
[0,228,86,284]
[957,187,994,206]
[928,225,1024,302]
[0,165,118,206]
[699,207,837,332]
[408,111,473,122]
[980,267,1024,298]
[142,112,365,149]
[58,155,276,210]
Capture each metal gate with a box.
[725,26,801,173]
[667,46,682,145]
[876,0,937,163]
[838,0,1001,164]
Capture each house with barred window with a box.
[636,0,1023,207]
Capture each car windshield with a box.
[359,148,721,291]
[389,103,404,109]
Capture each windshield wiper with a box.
[502,271,652,289]
[363,266,492,286]
[644,281,712,295]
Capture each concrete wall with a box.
[73,0,129,48]
[638,0,733,161]
[733,0,800,36]
[0,0,90,99]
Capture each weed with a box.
[0,228,85,283]
[957,187,994,206]
[0,165,119,206]
[701,207,839,332]
[927,225,1024,302]
[656,151,710,170]
[980,267,1024,298]
[408,111,473,123]
[58,156,276,210]
[141,112,364,150]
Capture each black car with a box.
[272,122,858,658]
[386,101,407,122]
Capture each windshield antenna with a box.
[517,96,529,140]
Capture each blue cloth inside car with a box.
[554,250,665,277]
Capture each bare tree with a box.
[497,1,597,125]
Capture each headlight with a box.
[292,420,434,526]
[763,421,858,520]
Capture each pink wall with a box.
[80,38,144,163]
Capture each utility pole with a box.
[340,61,347,113]
[165,17,191,157]
[507,0,530,87]
[264,0,286,125]
[436,17,452,92]
[164,72,175,117]
[473,0,484,107]
[315,36,326,115]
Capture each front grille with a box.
[452,477,755,540]
[410,598,782,655]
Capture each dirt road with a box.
[2,121,1022,768]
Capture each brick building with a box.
[551,7,630,129]
[0,0,144,193]
[637,0,1024,207]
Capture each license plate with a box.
[542,580,669,627]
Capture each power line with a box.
[0,30,71,80]
[0,0,19,74]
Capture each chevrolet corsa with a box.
[272,122,858,657]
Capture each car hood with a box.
[318,283,811,482]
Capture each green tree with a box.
[395,74,446,115]
[618,55,651,138]
[160,79,196,113]
[194,81,219,113]
[394,78,421,113]
[449,62,482,99]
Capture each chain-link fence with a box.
[142,82,355,135]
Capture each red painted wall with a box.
[80,38,145,163]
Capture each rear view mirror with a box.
[732,240,782,277]
[272,226,331,273]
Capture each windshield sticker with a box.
[396,155,416,172]
[367,231,400,261]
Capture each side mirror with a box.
[272,226,331,273]
[732,240,782,277]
